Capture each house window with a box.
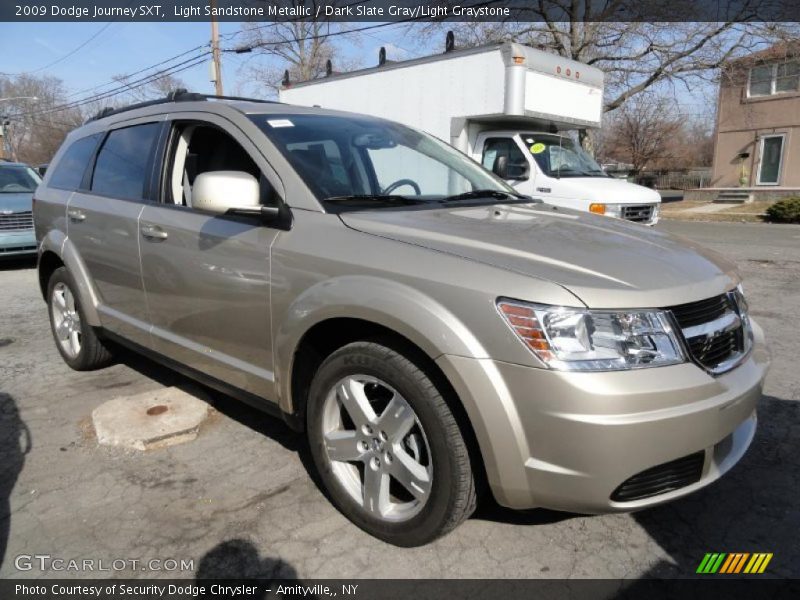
[748,61,800,97]
[756,135,785,186]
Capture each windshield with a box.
[251,114,516,209]
[522,134,606,178]
[0,165,41,193]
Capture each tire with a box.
[307,341,476,546]
[46,267,113,371]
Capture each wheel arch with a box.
[38,231,101,326]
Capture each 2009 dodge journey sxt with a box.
[33,91,769,546]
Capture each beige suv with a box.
[33,92,769,546]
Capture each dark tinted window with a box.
[92,123,160,200]
[0,165,41,193]
[48,134,101,191]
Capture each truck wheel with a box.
[47,267,113,371]
[307,341,476,546]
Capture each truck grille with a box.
[0,210,34,231]
[611,451,705,502]
[621,205,654,223]
[668,293,746,374]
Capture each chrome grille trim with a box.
[0,210,34,231]
[668,291,750,376]
[621,205,654,223]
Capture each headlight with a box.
[731,283,753,355]
[497,298,685,371]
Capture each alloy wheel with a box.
[321,375,433,522]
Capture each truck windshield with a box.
[0,165,41,193]
[522,134,607,178]
[251,114,516,209]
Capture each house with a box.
[706,42,800,202]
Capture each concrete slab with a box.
[682,203,733,214]
[92,387,209,451]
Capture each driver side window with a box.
[166,122,276,208]
[481,138,528,179]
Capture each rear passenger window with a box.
[91,123,160,201]
[48,134,101,191]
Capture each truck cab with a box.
[475,130,661,224]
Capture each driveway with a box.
[0,221,798,580]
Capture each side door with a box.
[476,134,534,195]
[66,117,165,346]
[138,114,286,400]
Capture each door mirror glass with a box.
[492,155,529,181]
[192,171,260,215]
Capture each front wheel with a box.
[307,341,476,546]
[47,267,113,371]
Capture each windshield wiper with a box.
[441,189,521,202]
[324,195,430,207]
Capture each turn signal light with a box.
[589,203,606,215]
[496,300,554,359]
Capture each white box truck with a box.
[280,40,661,225]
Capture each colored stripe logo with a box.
[696,552,773,574]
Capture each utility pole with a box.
[210,0,223,96]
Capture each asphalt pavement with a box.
[0,220,798,580]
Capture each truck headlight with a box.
[497,298,685,371]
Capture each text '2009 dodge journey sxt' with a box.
[33,92,769,546]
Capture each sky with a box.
[0,20,422,99]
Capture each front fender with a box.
[274,275,490,414]
[39,231,102,327]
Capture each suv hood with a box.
[543,177,661,204]
[340,202,738,308]
[0,192,34,213]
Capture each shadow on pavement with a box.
[0,392,31,569]
[196,539,309,599]
[0,257,36,272]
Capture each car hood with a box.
[0,192,34,213]
[340,202,738,308]
[545,177,661,204]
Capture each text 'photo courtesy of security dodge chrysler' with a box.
[33,91,769,547]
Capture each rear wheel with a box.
[307,341,476,546]
[47,267,113,371]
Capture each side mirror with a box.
[492,156,530,181]
[193,171,260,215]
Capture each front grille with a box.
[0,245,36,254]
[668,293,745,373]
[611,451,705,502]
[621,205,654,223]
[670,294,731,328]
[0,210,34,231]
[687,329,740,367]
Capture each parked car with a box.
[34,92,769,546]
[35,163,48,177]
[0,161,40,258]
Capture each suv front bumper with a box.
[436,319,769,512]
[0,230,37,258]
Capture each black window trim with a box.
[46,133,103,193]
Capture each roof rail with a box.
[85,89,279,123]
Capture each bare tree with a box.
[0,74,83,164]
[234,4,361,97]
[598,93,683,174]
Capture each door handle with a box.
[140,224,168,241]
[67,208,86,222]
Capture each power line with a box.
[64,44,208,99]
[11,53,210,120]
